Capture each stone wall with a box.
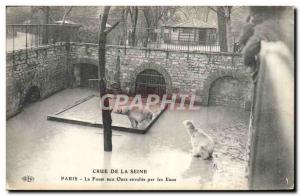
[6,42,254,118]
[71,43,253,109]
[6,44,70,118]
[208,76,250,108]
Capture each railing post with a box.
[12,25,15,65]
[187,32,190,60]
[124,35,127,55]
[209,33,212,52]
[25,25,28,62]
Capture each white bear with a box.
[183,120,215,160]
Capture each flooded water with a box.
[53,95,163,130]
[6,88,250,190]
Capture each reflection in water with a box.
[7,88,250,190]
[182,157,214,183]
[103,152,112,179]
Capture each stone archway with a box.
[72,58,99,88]
[23,86,41,106]
[127,63,172,95]
[201,69,253,109]
[135,69,167,97]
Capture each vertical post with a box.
[42,7,50,45]
[36,26,39,58]
[187,32,190,60]
[12,26,14,51]
[166,28,169,51]
[30,26,33,48]
[25,25,28,49]
[231,35,235,66]
[12,25,15,65]
[37,25,40,46]
[25,25,28,62]
[209,33,212,52]
[233,35,236,53]
[35,25,38,47]
[124,30,127,55]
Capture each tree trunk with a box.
[131,7,138,46]
[98,7,112,151]
[226,16,233,52]
[142,8,151,47]
[121,7,127,45]
[144,28,150,47]
[217,7,228,52]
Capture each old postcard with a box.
[6,6,295,190]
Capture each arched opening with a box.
[135,69,166,97]
[74,63,98,89]
[23,86,40,106]
[208,76,246,108]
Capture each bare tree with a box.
[98,6,120,151]
[61,6,73,24]
[120,7,128,45]
[211,6,233,52]
[142,6,175,47]
[128,6,139,46]
[59,7,73,43]
[177,7,210,22]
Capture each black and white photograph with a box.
[4,4,295,191]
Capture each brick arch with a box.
[23,79,42,98]
[128,63,172,95]
[201,69,252,106]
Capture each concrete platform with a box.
[6,88,251,190]
[47,94,166,134]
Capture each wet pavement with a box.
[6,88,250,190]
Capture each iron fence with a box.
[6,24,240,54]
[6,24,81,52]
[118,27,240,53]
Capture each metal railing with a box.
[120,27,225,53]
[78,26,239,53]
[6,24,240,57]
[6,24,81,52]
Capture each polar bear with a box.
[114,106,153,129]
[183,120,215,160]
